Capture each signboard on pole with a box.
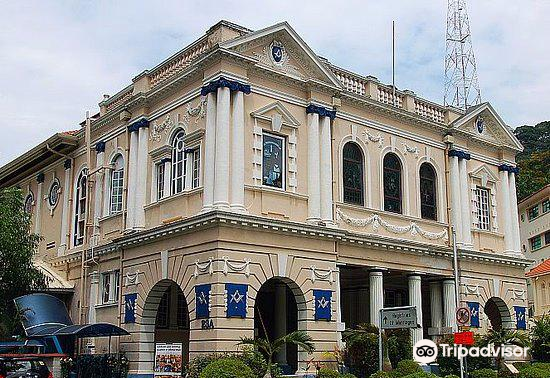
[454,331,474,346]
[456,307,471,326]
[380,306,418,329]
[154,343,183,377]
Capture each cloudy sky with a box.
[1,0,548,165]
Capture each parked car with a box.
[0,357,52,378]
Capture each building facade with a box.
[0,21,530,376]
[519,185,550,316]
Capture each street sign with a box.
[454,331,474,346]
[456,307,471,325]
[380,306,418,329]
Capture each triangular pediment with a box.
[470,164,500,186]
[452,103,523,151]
[221,22,342,88]
[251,101,300,132]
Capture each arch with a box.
[138,279,190,374]
[484,297,514,331]
[254,276,307,375]
[24,191,34,214]
[382,152,403,214]
[338,135,371,207]
[419,162,437,221]
[171,128,186,195]
[379,147,409,215]
[109,154,125,214]
[72,166,88,247]
[416,156,445,222]
[342,142,365,206]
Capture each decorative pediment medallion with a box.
[221,22,342,88]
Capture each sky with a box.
[1,0,549,166]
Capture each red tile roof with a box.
[526,259,550,277]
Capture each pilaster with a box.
[58,160,72,256]
[408,274,423,345]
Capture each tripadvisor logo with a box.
[413,339,529,364]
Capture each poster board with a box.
[154,343,183,377]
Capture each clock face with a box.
[476,116,484,133]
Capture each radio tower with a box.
[444,0,481,110]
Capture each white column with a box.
[58,161,72,256]
[509,171,521,253]
[429,281,443,330]
[34,177,43,236]
[307,112,320,222]
[370,271,384,326]
[499,170,514,252]
[274,283,287,364]
[459,158,472,248]
[336,266,345,348]
[319,116,333,224]
[449,155,463,244]
[163,159,172,198]
[134,126,148,229]
[202,92,217,211]
[214,86,230,209]
[408,274,423,345]
[230,90,246,213]
[93,150,105,234]
[442,279,457,331]
[88,271,99,325]
[126,130,138,229]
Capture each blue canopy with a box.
[14,293,72,336]
[0,340,45,348]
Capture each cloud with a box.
[1,0,548,165]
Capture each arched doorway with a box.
[139,280,190,373]
[484,297,513,331]
[254,278,306,375]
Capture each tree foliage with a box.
[514,121,550,200]
[531,315,550,362]
[0,187,45,339]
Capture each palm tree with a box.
[530,314,550,362]
[479,328,529,369]
[238,330,315,378]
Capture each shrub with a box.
[341,374,358,378]
[188,354,223,378]
[317,368,340,378]
[188,351,278,378]
[518,364,550,378]
[393,360,422,377]
[343,324,385,378]
[369,372,391,378]
[386,329,412,369]
[531,315,550,362]
[444,375,460,378]
[468,368,497,378]
[401,372,438,378]
[199,358,255,378]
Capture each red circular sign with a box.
[456,307,471,325]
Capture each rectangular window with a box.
[475,187,491,231]
[110,170,124,214]
[101,270,120,304]
[542,199,550,214]
[192,148,200,189]
[528,205,540,221]
[531,235,542,251]
[156,289,170,329]
[262,133,285,189]
[545,231,550,246]
[156,163,165,200]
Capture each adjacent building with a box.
[0,21,529,377]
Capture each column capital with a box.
[128,118,149,132]
[95,141,106,153]
[448,149,471,160]
[36,172,45,184]
[498,163,519,174]
[369,267,387,274]
[201,77,251,96]
[64,159,72,170]
[306,103,336,120]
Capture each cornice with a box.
[50,211,531,269]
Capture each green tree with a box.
[238,330,315,378]
[0,187,45,339]
[478,328,529,370]
[531,315,550,362]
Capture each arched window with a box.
[171,130,186,195]
[383,153,402,214]
[420,163,437,220]
[24,192,34,214]
[110,154,124,214]
[342,142,364,206]
[74,169,88,246]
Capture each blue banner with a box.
[124,293,137,324]
[467,302,480,327]
[195,284,211,319]
[313,290,332,321]
[226,283,247,318]
[514,306,526,330]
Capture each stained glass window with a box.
[420,163,437,220]
[342,142,364,206]
[110,155,124,214]
[262,133,284,189]
[48,180,60,208]
[24,192,34,214]
[171,130,186,195]
[383,153,402,214]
